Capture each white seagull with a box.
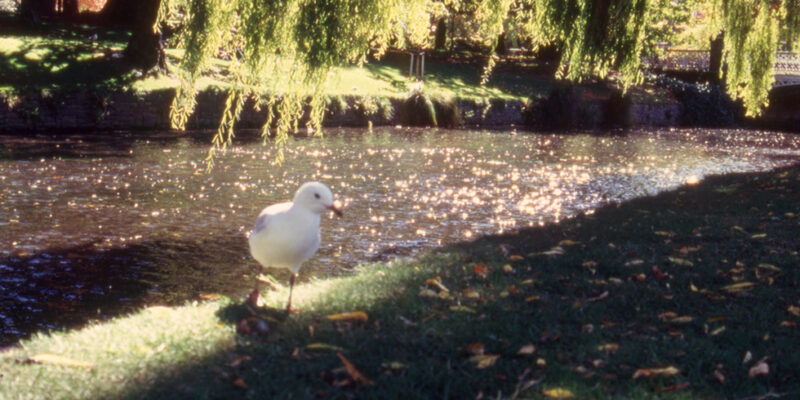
[247,181,342,312]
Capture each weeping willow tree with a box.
[159,0,430,166]
[454,0,800,116]
[435,1,650,86]
[709,0,800,116]
[161,0,800,165]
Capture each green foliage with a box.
[785,0,800,51]
[161,0,800,143]
[162,0,430,166]
[715,0,778,116]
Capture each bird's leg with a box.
[247,265,263,306]
[286,273,296,314]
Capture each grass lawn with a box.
[0,17,555,104]
[2,163,798,399]
[0,17,135,94]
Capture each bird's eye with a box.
[314,193,321,199]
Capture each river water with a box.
[1,127,799,345]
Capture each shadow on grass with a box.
[91,164,800,399]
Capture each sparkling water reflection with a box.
[1,127,799,345]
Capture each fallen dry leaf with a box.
[517,344,536,355]
[713,368,726,384]
[198,293,221,301]
[306,343,345,352]
[624,259,644,267]
[502,264,515,274]
[582,260,598,268]
[722,282,755,293]
[757,263,781,272]
[229,355,252,368]
[748,359,769,378]
[337,353,375,386]
[469,354,500,369]
[709,326,726,336]
[787,305,800,317]
[651,266,669,280]
[381,361,408,370]
[668,316,694,324]
[425,277,449,292]
[419,288,439,298]
[588,291,609,302]
[536,358,547,367]
[28,353,94,368]
[558,239,581,246]
[689,282,709,294]
[232,378,248,389]
[463,288,481,300]
[509,254,525,261]
[654,231,675,237]
[632,366,680,379]
[667,257,694,267]
[326,311,368,322]
[542,387,574,399]
[541,246,565,256]
[466,342,485,355]
[450,305,476,313]
[750,233,767,240]
[597,343,619,353]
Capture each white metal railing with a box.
[774,51,800,74]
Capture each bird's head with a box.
[294,181,343,217]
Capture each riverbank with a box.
[5,71,797,133]
[2,161,798,399]
[0,72,683,132]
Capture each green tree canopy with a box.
[163,0,800,163]
[161,0,430,165]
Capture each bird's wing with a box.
[251,201,292,236]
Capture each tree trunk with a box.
[62,0,79,18]
[18,0,56,24]
[495,33,506,55]
[102,0,165,71]
[434,18,447,51]
[100,0,137,26]
[709,33,724,84]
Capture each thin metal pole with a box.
[420,52,425,80]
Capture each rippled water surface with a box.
[2,127,800,345]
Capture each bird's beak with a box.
[328,202,343,217]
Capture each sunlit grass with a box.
[0,37,24,55]
[0,22,133,92]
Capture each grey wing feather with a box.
[252,213,271,236]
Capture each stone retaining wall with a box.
[0,88,681,132]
